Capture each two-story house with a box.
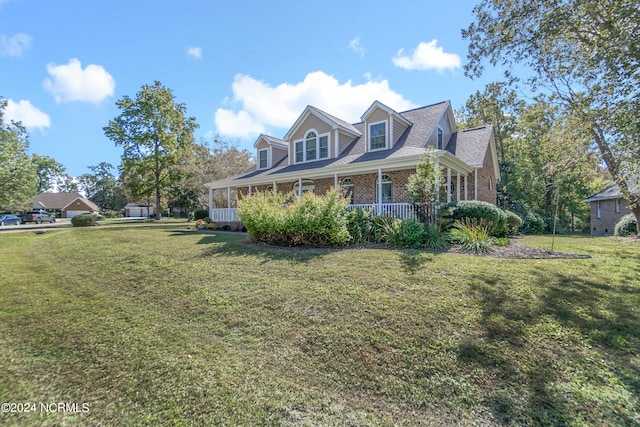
[205,100,499,221]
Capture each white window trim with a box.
[258,148,268,170]
[437,126,444,150]
[615,198,621,213]
[368,120,388,152]
[293,129,331,164]
[597,201,601,219]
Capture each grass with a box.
[0,228,638,425]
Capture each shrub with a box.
[101,210,119,218]
[382,218,425,249]
[237,188,350,247]
[521,212,545,235]
[346,208,373,245]
[614,213,638,237]
[438,201,507,237]
[449,218,495,253]
[71,214,96,227]
[422,223,450,250]
[504,210,523,235]
[193,210,209,221]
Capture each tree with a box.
[406,151,438,223]
[56,173,79,193]
[167,135,254,215]
[32,154,65,193]
[79,162,127,211]
[508,100,606,231]
[456,82,524,208]
[0,99,37,211]
[463,0,640,235]
[103,81,199,220]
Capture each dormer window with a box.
[437,127,443,149]
[369,121,387,150]
[258,148,268,169]
[294,130,330,164]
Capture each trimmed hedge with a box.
[71,214,96,227]
[504,210,523,235]
[438,201,508,237]
[614,213,638,237]
[521,212,545,235]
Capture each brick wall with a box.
[590,198,631,236]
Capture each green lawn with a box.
[0,227,638,426]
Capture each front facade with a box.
[585,183,637,236]
[206,100,499,221]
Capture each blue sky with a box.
[1,0,503,177]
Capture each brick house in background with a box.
[205,100,499,221]
[30,192,100,218]
[584,181,638,236]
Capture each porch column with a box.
[298,177,302,197]
[248,184,252,195]
[273,181,277,193]
[377,168,383,214]
[227,186,232,220]
[208,187,213,218]
[334,173,338,188]
[456,172,461,202]
[474,169,478,200]
[464,175,468,200]
[446,167,452,204]
[434,159,440,206]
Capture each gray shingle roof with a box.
[446,125,494,167]
[584,178,639,201]
[209,101,493,186]
[31,192,100,211]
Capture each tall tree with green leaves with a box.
[32,153,65,193]
[463,0,640,235]
[79,162,126,211]
[103,81,199,220]
[509,100,606,231]
[0,99,37,211]
[167,135,254,214]
[456,82,524,208]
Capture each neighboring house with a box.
[205,100,499,221]
[124,203,155,218]
[30,192,100,218]
[584,181,639,236]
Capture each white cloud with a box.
[348,36,365,57]
[215,71,416,138]
[393,39,461,72]
[0,33,32,57]
[187,47,202,59]
[3,99,50,130]
[43,58,115,104]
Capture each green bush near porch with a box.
[237,188,350,246]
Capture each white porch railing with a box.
[346,203,418,219]
[210,203,419,222]
[209,208,238,222]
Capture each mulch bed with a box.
[449,240,592,259]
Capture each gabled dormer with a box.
[254,134,288,170]
[361,101,412,152]
[284,105,361,165]
[424,101,457,150]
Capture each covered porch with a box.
[205,151,478,222]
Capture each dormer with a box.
[425,101,457,150]
[361,101,412,152]
[254,134,288,170]
[284,105,362,165]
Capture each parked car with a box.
[0,214,22,226]
[20,210,56,224]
